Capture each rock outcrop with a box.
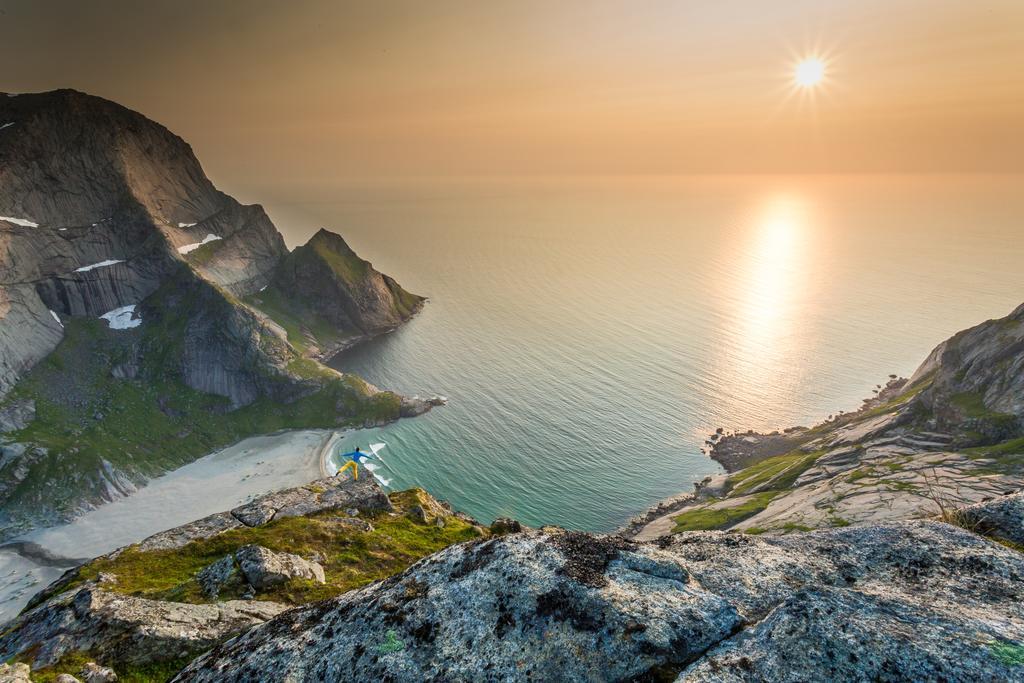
[3,476,485,680]
[235,545,325,590]
[0,583,286,669]
[0,663,31,683]
[251,228,424,360]
[911,301,1024,435]
[174,520,1024,682]
[126,471,391,555]
[957,490,1024,548]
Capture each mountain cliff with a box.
[0,90,427,539]
[248,229,423,360]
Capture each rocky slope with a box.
[629,300,1024,540]
[173,516,1024,682]
[1,472,486,680]
[0,90,426,539]
[6,471,1023,681]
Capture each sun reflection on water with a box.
[721,195,813,415]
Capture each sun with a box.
[794,58,825,87]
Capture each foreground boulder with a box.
[0,663,30,683]
[174,521,1024,682]
[956,490,1024,547]
[0,584,287,669]
[235,545,326,590]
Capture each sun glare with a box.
[794,58,825,87]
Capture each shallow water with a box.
[261,175,1024,533]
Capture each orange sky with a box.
[3,0,1023,186]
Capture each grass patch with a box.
[965,436,1024,458]
[963,437,1024,476]
[728,450,824,496]
[244,285,349,357]
[672,491,780,533]
[29,653,192,683]
[68,489,481,606]
[949,391,1018,432]
[184,237,225,266]
[846,467,876,484]
[951,391,995,418]
[990,641,1024,667]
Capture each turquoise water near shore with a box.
[263,175,1024,532]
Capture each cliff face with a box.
[0,90,426,538]
[0,89,288,395]
[911,301,1024,438]
[250,229,424,360]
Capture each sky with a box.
[2,0,1023,189]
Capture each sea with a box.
[284,174,1023,531]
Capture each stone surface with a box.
[235,545,325,590]
[174,521,1024,683]
[0,399,34,433]
[55,674,81,683]
[0,663,30,683]
[0,584,287,669]
[230,474,393,529]
[196,555,237,599]
[135,512,242,553]
[957,491,1024,546]
[79,662,117,683]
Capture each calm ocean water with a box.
[261,175,1024,532]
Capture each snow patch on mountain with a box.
[100,305,141,330]
[75,259,124,272]
[178,234,221,255]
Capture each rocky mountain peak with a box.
[0,91,428,539]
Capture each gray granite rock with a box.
[174,521,1024,682]
[79,662,117,683]
[0,584,287,669]
[196,555,238,599]
[230,474,392,529]
[235,545,325,590]
[135,512,243,553]
[0,663,31,683]
[0,399,34,433]
[957,490,1024,546]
